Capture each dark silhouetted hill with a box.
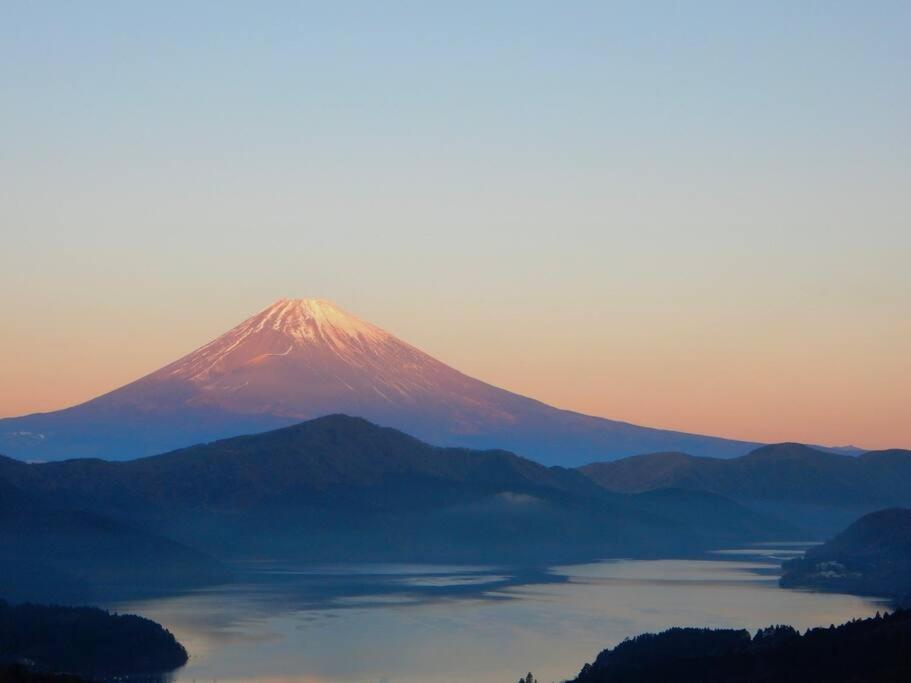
[569,609,911,682]
[781,508,911,606]
[0,600,186,678]
[0,665,87,683]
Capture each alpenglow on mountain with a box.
[1,298,758,464]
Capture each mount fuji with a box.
[1,298,760,464]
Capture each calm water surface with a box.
[110,546,885,683]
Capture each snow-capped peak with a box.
[156,299,398,383]
[258,298,391,346]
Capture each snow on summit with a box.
[160,299,399,383]
[255,298,392,346]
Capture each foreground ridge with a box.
[569,609,911,683]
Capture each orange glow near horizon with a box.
[2,296,908,451]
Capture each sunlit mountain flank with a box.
[1,299,757,463]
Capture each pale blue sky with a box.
[2,2,909,447]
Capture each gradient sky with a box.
[2,2,909,449]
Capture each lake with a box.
[110,545,886,683]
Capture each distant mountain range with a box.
[0,415,793,600]
[579,443,911,534]
[0,298,769,465]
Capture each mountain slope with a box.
[0,299,759,465]
[781,508,911,604]
[580,444,911,506]
[0,416,791,564]
[580,444,911,535]
[0,478,228,604]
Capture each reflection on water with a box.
[708,543,819,563]
[108,546,886,683]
